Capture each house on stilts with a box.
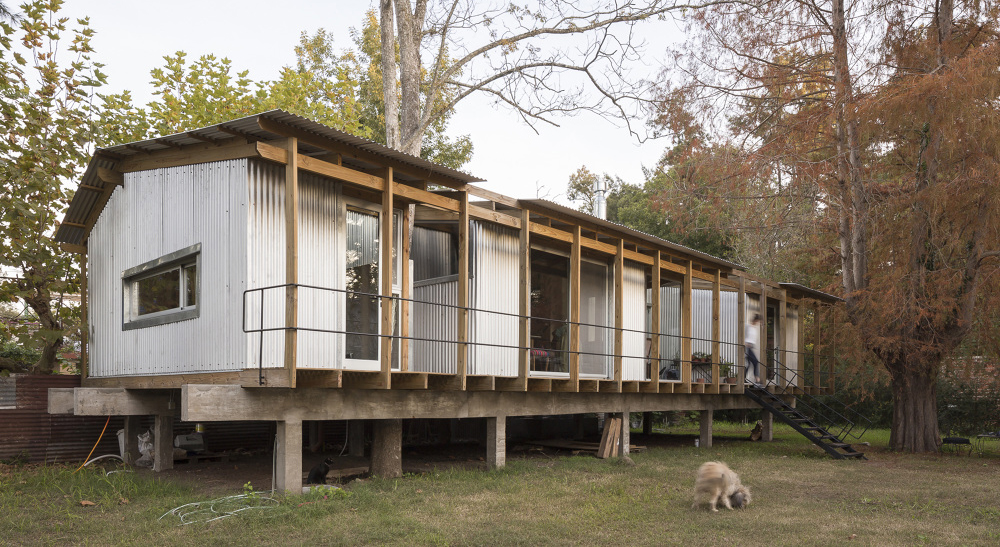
[49,111,864,492]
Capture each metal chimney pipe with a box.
[594,178,607,220]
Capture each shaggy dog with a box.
[692,461,752,512]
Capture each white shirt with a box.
[745,323,759,350]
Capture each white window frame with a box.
[122,243,201,331]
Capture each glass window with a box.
[345,209,380,361]
[122,244,200,330]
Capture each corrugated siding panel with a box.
[469,221,519,376]
[412,227,455,280]
[622,260,645,381]
[245,159,286,370]
[412,279,457,373]
[579,261,611,377]
[88,160,248,377]
[660,284,682,363]
[296,172,341,369]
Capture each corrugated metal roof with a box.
[56,110,484,245]
[778,282,843,303]
[518,198,745,271]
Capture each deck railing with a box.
[243,283,838,393]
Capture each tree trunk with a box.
[888,365,940,453]
[371,418,402,477]
[394,0,426,156]
[379,0,400,149]
[24,286,62,374]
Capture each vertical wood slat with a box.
[568,226,581,390]
[614,240,624,387]
[779,289,787,387]
[759,284,769,383]
[456,191,469,389]
[680,260,693,390]
[797,302,806,389]
[711,270,721,392]
[81,256,89,379]
[516,208,530,391]
[283,137,298,388]
[649,252,661,391]
[400,205,411,372]
[813,303,821,391]
[737,275,746,394]
[379,167,394,389]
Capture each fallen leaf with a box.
[79,500,96,507]
[416,489,423,494]
[848,534,857,540]
[119,497,129,505]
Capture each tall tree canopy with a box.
[1,0,102,373]
[651,0,1000,451]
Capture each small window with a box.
[123,244,201,330]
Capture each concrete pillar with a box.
[371,419,402,478]
[642,412,653,435]
[618,412,631,457]
[275,419,303,493]
[152,414,174,472]
[699,410,714,449]
[486,415,506,469]
[348,420,365,457]
[761,410,774,442]
[123,415,142,465]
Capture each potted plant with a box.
[691,352,712,365]
[721,360,738,383]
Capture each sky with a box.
[58,0,683,205]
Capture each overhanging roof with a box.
[778,283,843,303]
[56,110,483,245]
[518,198,744,271]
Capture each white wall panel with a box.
[621,260,645,381]
[469,222,519,376]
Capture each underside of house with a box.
[49,111,858,492]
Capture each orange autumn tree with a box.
[651,0,1000,451]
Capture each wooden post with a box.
[614,240,624,389]
[737,275,746,394]
[829,309,837,392]
[648,252,661,392]
[283,137,299,388]
[567,226,581,391]
[400,205,412,371]
[797,303,806,390]
[813,304,821,391]
[680,260,693,391]
[379,168,394,389]
[456,191,469,389]
[710,270,721,393]
[779,289,787,388]
[759,284,768,384]
[81,256,88,380]
[153,414,174,472]
[514,209,530,391]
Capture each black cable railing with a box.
[242,283,834,392]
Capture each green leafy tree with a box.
[0,0,102,373]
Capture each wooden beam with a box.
[797,302,806,389]
[255,115,471,188]
[379,168,395,390]
[456,191,469,390]
[568,226,581,392]
[284,137,299,389]
[779,289,787,387]
[59,243,87,255]
[468,205,520,229]
[400,205,412,372]
[513,209,531,391]
[78,184,105,193]
[614,240,624,389]
[711,270,721,390]
[117,139,252,173]
[737,276,746,394]
[465,185,519,208]
[529,221,572,243]
[679,260,693,392]
[813,304,821,391]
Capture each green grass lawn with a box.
[2,423,999,546]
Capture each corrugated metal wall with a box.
[579,261,611,377]
[412,227,455,281]
[412,278,458,373]
[469,221,519,376]
[88,160,249,377]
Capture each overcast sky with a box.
[59,0,682,205]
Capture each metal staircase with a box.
[743,363,870,460]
